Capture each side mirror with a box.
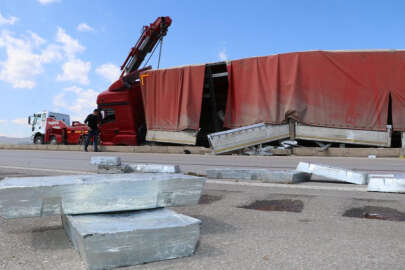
[28,116,31,125]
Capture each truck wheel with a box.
[49,136,58,145]
[34,135,44,144]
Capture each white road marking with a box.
[0,165,94,175]
[207,180,367,192]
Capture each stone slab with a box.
[90,156,121,166]
[368,174,405,193]
[208,123,289,154]
[206,168,310,184]
[296,162,368,185]
[63,208,200,270]
[96,163,180,174]
[96,164,132,174]
[127,163,180,173]
[0,173,205,219]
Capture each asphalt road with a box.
[1,150,405,270]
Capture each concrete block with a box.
[296,162,367,185]
[127,163,180,173]
[63,208,200,270]
[0,173,205,219]
[368,174,405,193]
[206,168,310,184]
[90,156,121,166]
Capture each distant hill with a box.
[0,136,31,145]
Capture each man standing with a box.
[84,109,101,152]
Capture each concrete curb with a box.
[0,144,403,157]
[0,144,211,154]
[292,147,402,158]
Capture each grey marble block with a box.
[90,156,121,166]
[206,168,310,183]
[63,208,201,270]
[368,174,405,193]
[296,162,368,185]
[127,163,180,173]
[0,173,205,219]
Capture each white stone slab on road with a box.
[96,163,180,174]
[0,173,205,218]
[296,162,368,185]
[127,163,180,173]
[206,168,311,184]
[368,174,405,193]
[90,156,121,166]
[62,208,200,270]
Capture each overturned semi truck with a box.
[97,50,405,149]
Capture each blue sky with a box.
[0,0,404,137]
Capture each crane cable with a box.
[157,37,163,69]
[142,39,161,69]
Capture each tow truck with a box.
[28,111,88,145]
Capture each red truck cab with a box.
[97,79,145,145]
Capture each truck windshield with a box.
[32,114,41,126]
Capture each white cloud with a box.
[218,48,228,61]
[29,31,46,46]
[53,86,98,121]
[12,118,27,125]
[0,30,62,88]
[77,23,94,32]
[0,12,18,26]
[56,27,85,59]
[56,58,91,85]
[96,63,120,83]
[0,120,7,124]
[37,0,61,5]
[0,26,90,89]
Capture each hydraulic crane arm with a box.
[120,16,172,77]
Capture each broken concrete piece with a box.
[63,208,200,270]
[368,174,405,193]
[127,163,180,173]
[206,168,310,184]
[0,173,205,218]
[296,162,367,185]
[90,156,121,166]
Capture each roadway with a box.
[1,150,405,269]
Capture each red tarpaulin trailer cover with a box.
[140,51,405,133]
[225,50,405,131]
[140,65,205,131]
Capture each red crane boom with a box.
[120,16,172,77]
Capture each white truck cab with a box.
[28,111,70,144]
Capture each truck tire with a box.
[34,134,44,144]
[49,136,58,145]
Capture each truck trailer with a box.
[96,17,405,148]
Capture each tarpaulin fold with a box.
[225,50,405,131]
[140,65,205,131]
